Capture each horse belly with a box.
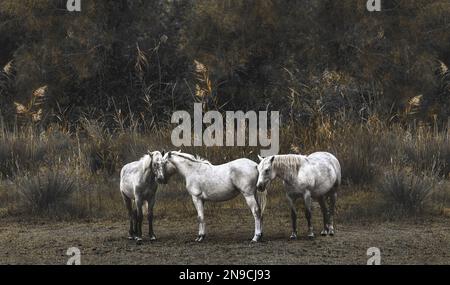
[311,185,333,199]
[200,184,240,202]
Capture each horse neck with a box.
[141,155,154,181]
[170,157,208,179]
[142,167,154,181]
[273,155,302,184]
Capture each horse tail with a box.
[256,189,267,216]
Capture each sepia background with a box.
[0,0,449,264]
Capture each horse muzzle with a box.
[156,177,167,184]
[256,183,266,192]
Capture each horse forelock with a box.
[272,155,302,175]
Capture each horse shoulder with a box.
[185,179,202,196]
[229,160,258,183]
[232,159,258,174]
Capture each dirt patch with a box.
[1,211,449,265]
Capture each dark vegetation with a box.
[0,0,448,220]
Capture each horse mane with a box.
[272,155,303,175]
[140,154,152,172]
[172,152,211,165]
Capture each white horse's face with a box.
[256,155,275,191]
[150,151,166,184]
[155,151,177,184]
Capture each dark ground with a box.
[1,208,449,265]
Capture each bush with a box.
[402,130,450,178]
[340,148,376,185]
[81,118,117,175]
[0,137,15,178]
[15,170,78,217]
[0,131,47,178]
[337,127,378,185]
[378,168,435,216]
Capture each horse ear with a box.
[269,156,275,163]
[257,155,264,162]
[168,151,172,157]
[161,150,165,156]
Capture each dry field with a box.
[1,201,449,265]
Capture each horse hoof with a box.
[251,234,262,243]
[135,238,143,245]
[289,233,297,240]
[307,233,315,239]
[149,235,157,241]
[328,230,335,236]
[250,237,261,243]
[320,230,328,236]
[128,236,135,240]
[195,235,205,242]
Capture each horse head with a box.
[256,155,275,192]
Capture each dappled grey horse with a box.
[119,150,175,244]
[256,152,341,239]
[155,151,267,242]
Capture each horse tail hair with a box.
[256,189,267,216]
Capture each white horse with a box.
[119,150,175,244]
[256,152,341,239]
[155,151,267,242]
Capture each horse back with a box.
[306,152,341,188]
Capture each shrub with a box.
[337,127,378,185]
[0,130,47,178]
[81,118,117,174]
[402,130,450,178]
[0,137,15,178]
[15,170,78,217]
[378,168,435,216]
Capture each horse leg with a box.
[135,197,144,244]
[318,196,329,236]
[244,194,262,242]
[192,195,206,242]
[132,209,138,238]
[303,191,314,239]
[327,190,337,236]
[121,193,135,240]
[147,193,157,241]
[286,194,298,240]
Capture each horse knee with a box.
[253,207,261,218]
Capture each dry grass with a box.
[378,167,436,216]
[0,115,448,222]
[14,170,79,217]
